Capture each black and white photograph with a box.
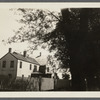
[1,3,100,94]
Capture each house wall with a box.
[0,53,17,79]
[17,60,40,78]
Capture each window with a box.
[8,74,12,78]
[47,67,49,72]
[33,65,37,72]
[20,61,22,68]
[30,64,32,70]
[2,61,6,68]
[10,61,14,68]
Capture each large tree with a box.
[61,8,100,90]
[6,8,100,90]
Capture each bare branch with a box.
[46,10,61,22]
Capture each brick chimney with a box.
[23,51,27,57]
[8,48,12,53]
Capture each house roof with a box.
[11,52,40,65]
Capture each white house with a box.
[0,48,40,79]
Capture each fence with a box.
[41,78,54,91]
[54,79,71,91]
[27,77,71,91]
[26,77,40,91]
[0,75,71,91]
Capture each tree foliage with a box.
[7,8,60,52]
[6,8,100,90]
[8,8,100,67]
[8,8,100,68]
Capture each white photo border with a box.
[0,2,100,98]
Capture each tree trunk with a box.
[61,8,89,90]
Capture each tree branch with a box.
[46,10,61,22]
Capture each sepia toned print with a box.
[1,3,100,94]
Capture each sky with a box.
[0,9,24,57]
[0,3,63,65]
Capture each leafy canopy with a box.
[7,8,100,71]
